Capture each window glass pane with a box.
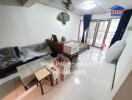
[79,21,83,42]
[105,19,120,47]
[95,21,109,47]
[87,21,97,45]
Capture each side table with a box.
[34,68,53,95]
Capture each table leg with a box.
[22,82,28,90]
[37,81,38,87]
[50,74,54,86]
[39,81,44,95]
[24,85,28,90]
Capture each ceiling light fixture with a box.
[80,0,97,10]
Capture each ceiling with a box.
[32,0,132,15]
[0,0,132,15]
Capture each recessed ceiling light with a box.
[79,0,97,10]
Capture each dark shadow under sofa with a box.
[0,43,51,79]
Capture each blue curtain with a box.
[110,9,132,46]
[81,15,92,43]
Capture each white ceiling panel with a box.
[25,0,132,15]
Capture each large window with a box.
[105,19,120,47]
[79,18,120,48]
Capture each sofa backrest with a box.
[112,32,132,97]
[16,42,51,57]
[0,47,16,58]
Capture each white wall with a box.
[80,13,119,20]
[92,13,119,19]
[112,30,132,98]
[0,3,80,48]
[111,16,132,98]
[122,16,132,40]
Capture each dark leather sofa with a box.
[0,43,51,78]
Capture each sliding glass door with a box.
[79,21,83,42]
[105,19,120,48]
[79,18,120,48]
[94,20,110,47]
[86,20,98,45]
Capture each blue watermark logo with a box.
[111,5,125,16]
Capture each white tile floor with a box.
[0,47,114,100]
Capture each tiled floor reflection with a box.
[0,47,114,100]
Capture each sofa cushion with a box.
[0,47,17,58]
[105,40,126,63]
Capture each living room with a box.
[0,0,132,100]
